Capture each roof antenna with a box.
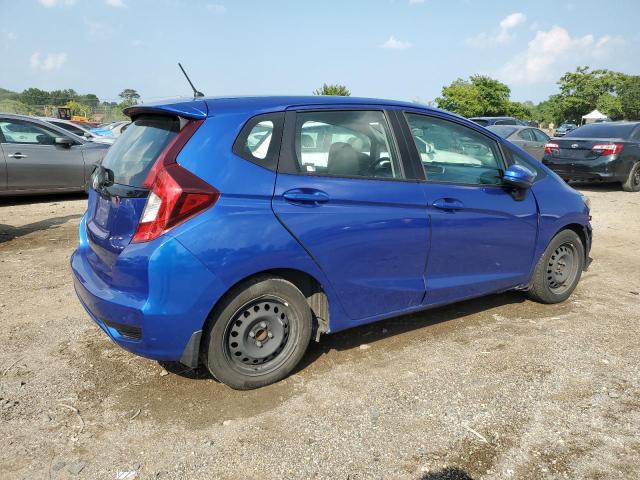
[178,62,204,98]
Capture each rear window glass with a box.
[101,115,179,187]
[488,126,517,138]
[566,123,636,139]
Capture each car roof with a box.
[469,116,515,120]
[124,95,453,120]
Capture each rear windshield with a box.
[470,119,489,126]
[488,126,517,138]
[101,115,179,187]
[566,123,636,139]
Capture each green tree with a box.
[596,93,623,120]
[19,87,50,105]
[118,88,140,106]
[618,75,640,120]
[506,101,533,120]
[555,66,624,122]
[313,84,350,96]
[79,93,100,108]
[436,75,510,117]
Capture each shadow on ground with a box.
[164,291,526,381]
[421,468,475,480]
[570,181,622,193]
[0,214,82,244]
[0,192,86,207]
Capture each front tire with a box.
[622,162,640,192]
[204,276,312,390]
[527,230,584,304]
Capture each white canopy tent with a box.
[581,109,608,124]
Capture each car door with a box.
[0,117,85,191]
[513,128,540,158]
[272,108,429,321]
[530,129,550,160]
[402,111,539,306]
[0,142,7,191]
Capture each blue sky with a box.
[1,0,639,104]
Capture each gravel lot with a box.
[0,185,639,479]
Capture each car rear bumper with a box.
[71,215,225,365]
[543,155,626,182]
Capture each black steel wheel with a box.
[224,296,295,375]
[528,229,585,304]
[205,276,313,390]
[546,243,580,295]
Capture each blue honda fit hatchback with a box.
[71,96,592,389]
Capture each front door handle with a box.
[283,189,330,205]
[7,153,27,159]
[432,198,464,211]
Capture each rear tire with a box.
[204,276,312,390]
[527,230,584,304]
[622,162,640,192]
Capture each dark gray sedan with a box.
[0,113,109,196]
[487,125,550,160]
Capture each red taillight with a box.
[544,142,559,155]
[591,143,624,156]
[132,119,220,243]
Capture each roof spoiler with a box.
[123,99,208,121]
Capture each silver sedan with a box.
[0,113,109,196]
[487,125,550,161]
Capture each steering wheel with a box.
[366,157,392,176]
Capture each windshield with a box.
[100,115,179,187]
[487,126,517,138]
[566,123,637,139]
[470,119,489,126]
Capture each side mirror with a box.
[503,164,536,190]
[55,137,76,148]
[83,132,92,139]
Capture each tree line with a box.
[317,67,640,125]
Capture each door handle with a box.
[283,189,329,205]
[7,153,27,159]
[432,198,464,211]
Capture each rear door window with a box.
[517,129,534,141]
[101,115,179,187]
[293,110,403,180]
[532,129,550,142]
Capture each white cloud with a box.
[467,12,526,47]
[380,36,412,50]
[498,26,624,84]
[29,52,67,71]
[206,3,226,13]
[105,0,126,7]
[132,39,151,48]
[38,0,76,6]
[409,0,425,4]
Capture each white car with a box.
[38,117,115,145]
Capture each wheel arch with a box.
[196,268,330,364]
[550,222,591,266]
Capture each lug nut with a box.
[260,322,267,328]
[268,332,273,338]
[256,341,263,348]
[249,331,255,338]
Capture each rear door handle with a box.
[283,189,329,205]
[432,198,464,211]
[7,153,27,159]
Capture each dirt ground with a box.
[0,184,639,480]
